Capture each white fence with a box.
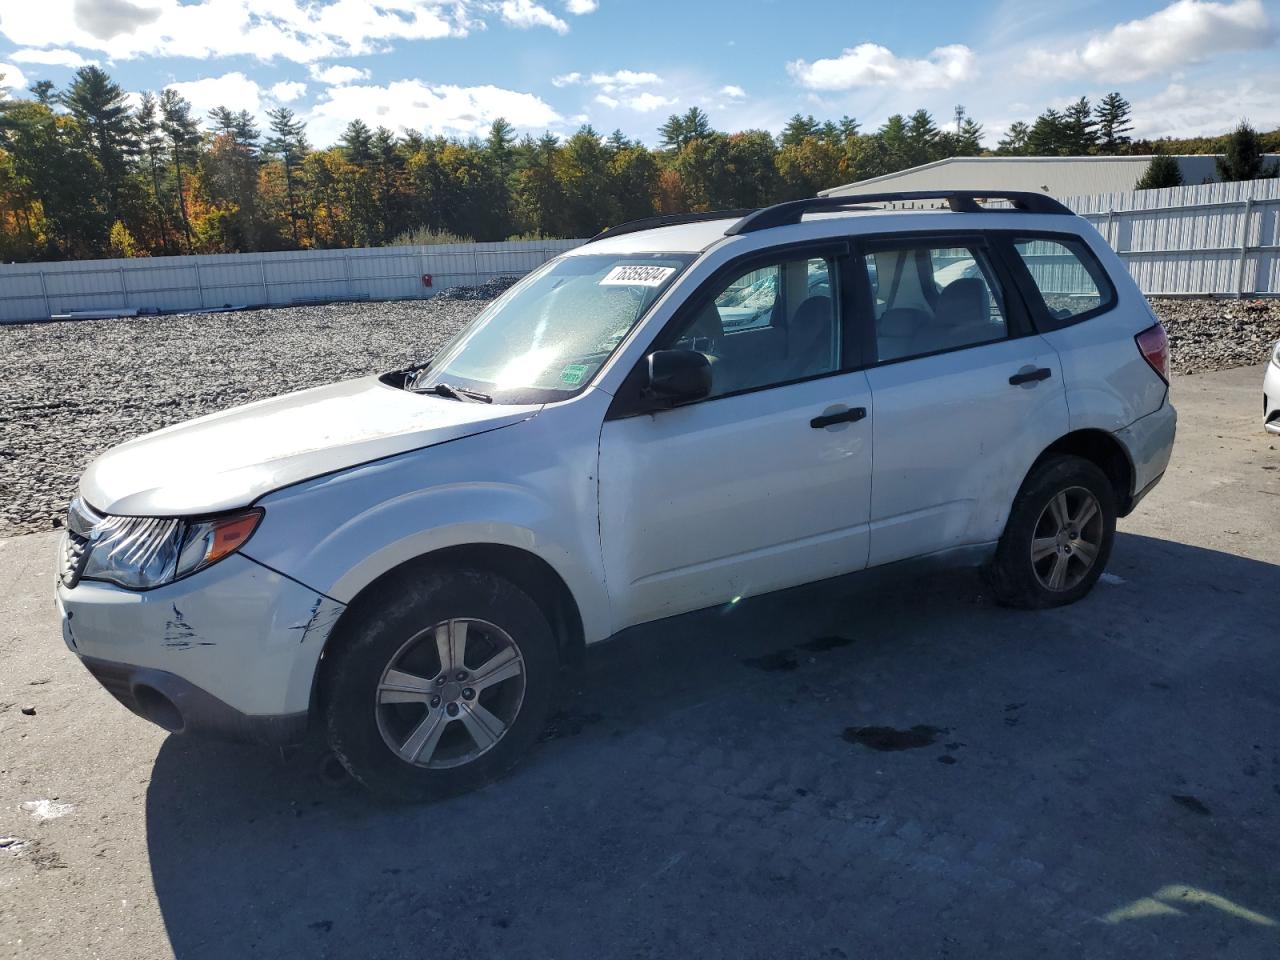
[3,179,1279,323]
[1053,179,1280,298]
[0,238,584,324]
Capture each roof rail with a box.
[724,190,1074,236]
[588,208,757,244]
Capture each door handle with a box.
[1009,367,1052,386]
[810,407,867,429]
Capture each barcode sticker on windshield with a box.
[599,265,676,287]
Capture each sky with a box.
[0,0,1277,149]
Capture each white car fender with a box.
[245,393,615,649]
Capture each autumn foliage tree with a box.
[0,67,1273,264]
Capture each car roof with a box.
[567,191,1082,256]
[571,207,1080,256]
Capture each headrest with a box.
[792,296,832,329]
[938,278,987,323]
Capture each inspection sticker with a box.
[560,363,590,385]
[599,264,676,287]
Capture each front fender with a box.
[243,404,612,645]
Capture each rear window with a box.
[1010,237,1115,325]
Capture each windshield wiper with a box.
[421,382,493,403]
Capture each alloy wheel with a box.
[1030,485,1104,592]
[374,618,526,769]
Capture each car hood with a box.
[80,376,541,516]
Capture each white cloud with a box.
[623,92,674,112]
[499,0,568,34]
[0,62,30,96]
[594,93,618,108]
[166,71,263,122]
[565,0,598,12]
[306,79,562,145]
[788,42,976,91]
[308,63,370,85]
[1133,77,1280,138]
[270,80,307,103]
[719,84,746,98]
[588,69,660,92]
[1025,0,1274,82]
[0,1,468,63]
[552,71,582,87]
[10,47,98,68]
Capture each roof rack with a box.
[587,208,757,244]
[724,190,1074,236]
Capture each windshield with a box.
[410,252,694,403]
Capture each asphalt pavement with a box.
[1,364,1278,960]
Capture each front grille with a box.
[61,497,104,588]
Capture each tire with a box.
[321,565,558,802]
[986,454,1117,610]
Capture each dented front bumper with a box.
[56,547,345,739]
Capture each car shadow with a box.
[146,532,1280,959]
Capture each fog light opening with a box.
[134,685,185,733]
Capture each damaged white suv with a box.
[57,192,1176,801]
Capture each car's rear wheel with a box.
[987,454,1117,609]
[321,566,558,802]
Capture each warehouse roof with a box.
[820,154,1280,200]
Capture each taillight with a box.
[1135,322,1170,383]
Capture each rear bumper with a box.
[78,655,308,745]
[1115,397,1177,513]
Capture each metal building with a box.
[821,155,1280,200]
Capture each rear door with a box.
[857,234,1070,566]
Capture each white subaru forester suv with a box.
[57,191,1176,801]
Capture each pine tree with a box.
[135,92,171,250]
[1135,153,1183,190]
[905,109,940,166]
[1063,97,1097,154]
[29,80,55,105]
[658,107,711,150]
[877,114,911,171]
[340,119,375,164]
[61,66,137,223]
[159,89,201,251]
[1095,92,1133,154]
[1216,120,1279,181]
[781,114,820,148]
[997,121,1032,156]
[264,106,309,246]
[1027,109,1068,155]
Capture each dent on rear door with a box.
[865,337,1069,566]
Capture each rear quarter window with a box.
[1009,236,1116,328]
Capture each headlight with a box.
[77,506,262,590]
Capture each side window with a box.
[865,243,1009,363]
[1011,237,1112,322]
[668,255,840,398]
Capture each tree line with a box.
[0,66,1275,263]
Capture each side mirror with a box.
[644,349,712,404]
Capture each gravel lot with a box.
[1,292,1277,538]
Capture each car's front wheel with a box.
[987,454,1117,609]
[321,566,558,802]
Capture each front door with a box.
[598,248,874,631]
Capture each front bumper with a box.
[1264,360,1280,435]
[79,655,308,745]
[1114,396,1177,514]
[57,550,345,738]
